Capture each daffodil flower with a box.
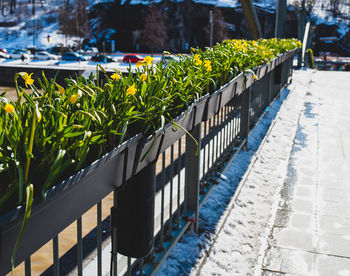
[56,83,65,94]
[204,60,212,71]
[70,94,78,104]
[194,54,202,66]
[143,56,154,66]
[21,72,34,88]
[111,73,121,81]
[136,61,146,67]
[140,74,147,81]
[126,84,136,96]
[4,103,14,113]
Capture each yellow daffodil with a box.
[204,60,212,71]
[21,72,34,88]
[70,94,78,104]
[195,59,202,66]
[253,74,258,80]
[194,54,202,66]
[56,83,65,95]
[136,61,145,67]
[126,84,136,96]
[4,103,14,113]
[143,56,154,66]
[140,74,147,81]
[111,73,121,81]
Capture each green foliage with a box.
[0,38,302,212]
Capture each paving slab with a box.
[262,70,350,275]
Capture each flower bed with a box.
[0,38,301,273]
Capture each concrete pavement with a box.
[262,70,350,275]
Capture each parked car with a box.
[9,49,32,60]
[85,47,99,54]
[61,52,86,61]
[35,51,59,60]
[91,54,115,63]
[0,51,10,59]
[122,54,143,63]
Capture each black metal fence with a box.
[0,50,296,276]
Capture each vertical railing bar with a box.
[176,139,182,226]
[218,107,224,157]
[224,105,227,149]
[229,101,235,146]
[234,97,238,141]
[222,105,226,152]
[127,257,131,276]
[169,144,174,238]
[139,257,144,276]
[216,112,219,160]
[211,115,216,167]
[204,119,211,175]
[77,217,83,276]
[111,191,118,276]
[97,201,102,276]
[220,108,223,154]
[160,151,166,250]
[53,236,59,276]
[25,257,31,276]
[203,120,207,176]
[223,105,227,151]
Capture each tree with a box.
[58,0,90,47]
[139,4,167,54]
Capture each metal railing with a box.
[0,52,295,276]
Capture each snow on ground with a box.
[156,69,311,275]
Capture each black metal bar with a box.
[77,217,83,276]
[185,123,201,232]
[176,139,181,227]
[127,256,131,276]
[139,257,144,276]
[159,151,166,250]
[215,114,220,162]
[97,201,102,276]
[53,236,59,276]
[25,257,31,276]
[111,191,118,276]
[240,87,251,148]
[207,119,212,172]
[169,145,174,238]
[203,121,207,176]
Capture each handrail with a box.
[0,50,297,275]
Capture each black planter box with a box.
[0,135,140,275]
[132,95,209,174]
[203,73,245,121]
[0,49,297,274]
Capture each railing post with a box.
[240,87,251,149]
[185,123,201,233]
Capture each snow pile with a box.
[157,70,311,275]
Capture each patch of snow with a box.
[157,70,312,275]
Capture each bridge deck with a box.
[179,70,350,275]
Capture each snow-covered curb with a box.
[157,70,311,275]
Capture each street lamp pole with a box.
[32,0,36,59]
[209,10,213,47]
